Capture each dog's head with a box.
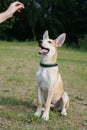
[38,30,66,56]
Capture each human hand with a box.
[6,1,24,17]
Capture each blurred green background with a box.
[0,0,87,50]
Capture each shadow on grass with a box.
[0,96,36,111]
[0,97,45,124]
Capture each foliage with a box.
[78,35,87,51]
[0,0,87,47]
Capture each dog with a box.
[35,30,69,121]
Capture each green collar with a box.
[40,62,58,68]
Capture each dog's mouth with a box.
[38,45,49,54]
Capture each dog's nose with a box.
[38,39,42,45]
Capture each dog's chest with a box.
[36,67,52,90]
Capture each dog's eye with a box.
[48,41,52,44]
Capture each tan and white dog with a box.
[35,31,69,121]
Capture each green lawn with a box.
[0,41,87,130]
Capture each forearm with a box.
[0,11,12,23]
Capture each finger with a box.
[17,6,24,12]
[14,1,23,5]
[15,2,24,8]
[17,10,21,13]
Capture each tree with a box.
[0,0,87,48]
[27,0,41,40]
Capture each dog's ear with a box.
[43,30,49,39]
[56,33,66,47]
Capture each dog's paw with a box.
[34,111,41,117]
[61,109,67,116]
[42,113,49,121]
[42,107,45,112]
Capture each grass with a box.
[0,41,87,130]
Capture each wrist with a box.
[5,10,13,19]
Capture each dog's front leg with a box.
[42,88,53,121]
[35,86,43,117]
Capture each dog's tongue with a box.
[39,49,48,54]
